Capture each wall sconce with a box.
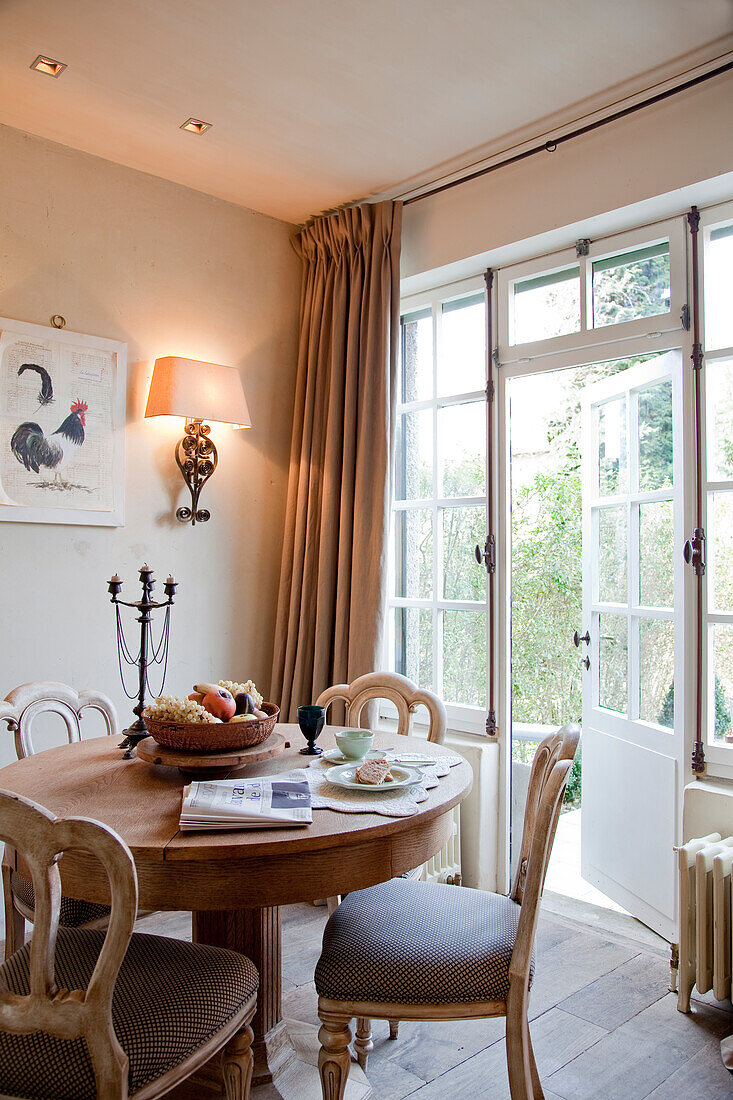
[145,356,250,526]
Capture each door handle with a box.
[580,656,590,670]
[573,629,590,647]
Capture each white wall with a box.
[402,69,733,283]
[0,125,301,765]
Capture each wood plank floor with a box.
[6,901,730,1098]
[132,900,733,1100]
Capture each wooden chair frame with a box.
[316,724,580,1100]
[316,671,447,744]
[0,788,256,1100]
[1,682,121,958]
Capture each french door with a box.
[580,350,687,940]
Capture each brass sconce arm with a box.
[175,419,218,525]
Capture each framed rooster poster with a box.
[0,317,126,526]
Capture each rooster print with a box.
[11,398,89,489]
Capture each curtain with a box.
[271,201,402,720]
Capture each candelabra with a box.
[108,565,177,757]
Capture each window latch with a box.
[475,535,496,574]
[683,528,706,575]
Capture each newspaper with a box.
[180,770,312,831]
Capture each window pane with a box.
[395,409,432,501]
[709,624,733,745]
[599,613,627,714]
[442,610,486,706]
[592,242,670,328]
[400,309,432,402]
[640,619,674,729]
[706,358,733,480]
[598,506,627,604]
[638,380,673,491]
[395,608,432,691]
[443,506,486,600]
[597,397,627,496]
[395,510,432,599]
[439,294,485,397]
[704,224,733,351]
[438,402,485,497]
[511,266,580,345]
[639,501,673,608]
[710,492,733,613]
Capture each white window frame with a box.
[386,274,489,736]
[498,220,686,371]
[495,215,693,889]
[698,199,733,776]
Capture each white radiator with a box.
[423,805,462,886]
[677,832,733,1011]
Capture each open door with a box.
[580,350,686,940]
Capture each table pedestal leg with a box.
[193,907,295,1086]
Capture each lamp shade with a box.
[145,357,251,428]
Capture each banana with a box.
[193,682,224,696]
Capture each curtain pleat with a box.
[271,202,402,719]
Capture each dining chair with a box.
[0,681,119,959]
[0,786,258,1099]
[316,671,447,745]
[314,723,581,1100]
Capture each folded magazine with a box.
[180,770,312,830]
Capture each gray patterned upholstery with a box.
[10,871,111,927]
[315,878,533,1005]
[0,928,258,1099]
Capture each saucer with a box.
[322,747,386,764]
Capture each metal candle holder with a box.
[108,565,177,757]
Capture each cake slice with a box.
[355,758,392,785]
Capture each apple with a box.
[201,689,236,722]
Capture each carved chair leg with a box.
[354,1017,373,1070]
[222,1021,254,1100]
[527,1027,543,1099]
[2,865,25,961]
[388,1019,400,1040]
[506,984,541,1100]
[318,1010,352,1100]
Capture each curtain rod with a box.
[403,59,733,207]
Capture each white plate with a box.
[322,748,386,764]
[325,763,423,791]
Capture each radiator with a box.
[676,832,733,1011]
[423,805,462,885]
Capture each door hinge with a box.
[475,534,496,574]
[485,710,498,737]
[492,347,500,368]
[680,304,690,331]
[576,238,591,257]
[485,378,495,402]
[683,528,706,575]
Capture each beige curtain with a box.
[271,201,402,720]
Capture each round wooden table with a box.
[0,725,472,1096]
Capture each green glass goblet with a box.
[297,705,326,755]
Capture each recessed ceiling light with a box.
[180,118,211,135]
[30,55,67,78]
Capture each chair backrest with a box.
[316,672,447,744]
[0,789,137,1095]
[0,682,118,760]
[508,724,580,992]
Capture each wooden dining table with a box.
[0,724,472,1097]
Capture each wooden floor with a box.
[132,899,733,1100]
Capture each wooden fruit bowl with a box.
[143,701,280,752]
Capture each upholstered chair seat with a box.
[0,927,258,1100]
[316,877,534,1007]
[10,870,111,927]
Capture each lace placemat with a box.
[307,753,462,818]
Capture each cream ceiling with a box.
[0,0,731,224]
